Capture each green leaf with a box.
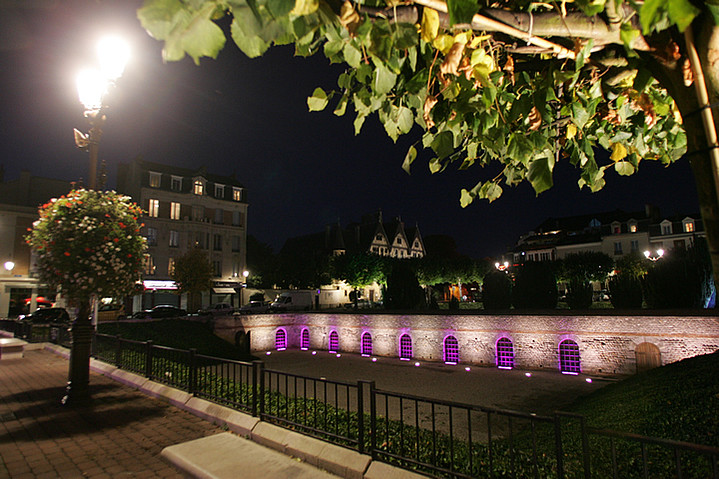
[429,157,443,174]
[402,146,417,174]
[137,0,184,40]
[267,0,295,18]
[667,0,700,32]
[231,13,269,58]
[343,43,362,68]
[615,161,636,176]
[307,87,329,111]
[446,0,478,25]
[431,131,455,159]
[291,0,318,16]
[374,63,397,95]
[179,4,226,64]
[479,182,503,202]
[527,157,553,194]
[459,188,474,208]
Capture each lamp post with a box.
[75,36,129,189]
[64,37,128,405]
[644,248,665,262]
[240,270,249,307]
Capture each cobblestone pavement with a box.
[0,349,223,479]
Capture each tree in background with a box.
[246,234,278,288]
[171,248,213,312]
[559,252,614,309]
[609,252,646,309]
[26,189,146,404]
[139,1,719,295]
[331,252,386,307]
[512,262,558,310]
[644,241,714,309]
[384,261,426,310]
[481,270,512,310]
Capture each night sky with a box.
[0,1,701,259]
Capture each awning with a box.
[213,287,237,294]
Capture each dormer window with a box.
[193,179,205,195]
[149,171,161,188]
[611,221,621,235]
[171,176,182,191]
[661,220,673,235]
[232,187,243,201]
[628,220,638,233]
[683,218,695,233]
[215,184,224,198]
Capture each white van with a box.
[270,291,314,312]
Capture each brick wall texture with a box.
[214,313,719,376]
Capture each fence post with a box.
[145,340,154,378]
[252,360,264,418]
[368,381,377,459]
[188,348,197,394]
[115,335,122,368]
[554,413,565,479]
[357,381,367,454]
[580,415,591,479]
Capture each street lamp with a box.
[75,36,129,189]
[4,261,14,273]
[64,36,128,405]
[240,270,249,307]
[495,261,509,271]
[644,248,665,262]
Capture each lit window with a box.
[301,328,310,350]
[213,259,221,277]
[328,331,339,353]
[275,329,287,351]
[496,337,514,369]
[629,222,638,233]
[146,227,157,246]
[399,334,412,360]
[194,179,204,195]
[144,255,155,275]
[168,258,175,276]
[444,335,459,364]
[169,230,179,248]
[361,332,373,357]
[171,176,182,191]
[148,199,159,217]
[170,202,181,220]
[684,221,695,233]
[233,187,242,201]
[215,184,224,198]
[149,171,161,188]
[559,339,581,374]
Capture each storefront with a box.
[141,280,181,309]
[211,281,241,307]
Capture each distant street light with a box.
[75,36,129,189]
[495,261,509,271]
[4,261,14,273]
[241,270,249,307]
[644,248,665,262]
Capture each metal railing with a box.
[3,324,718,479]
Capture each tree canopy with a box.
[138,0,719,287]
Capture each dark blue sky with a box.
[0,1,701,258]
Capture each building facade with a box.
[510,206,704,264]
[117,158,249,310]
[0,171,73,317]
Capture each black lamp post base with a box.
[63,310,93,406]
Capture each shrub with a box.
[384,262,426,310]
[643,244,713,309]
[566,278,593,309]
[608,274,644,309]
[482,271,512,310]
[512,262,558,309]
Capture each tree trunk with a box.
[645,17,719,304]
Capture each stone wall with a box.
[214,312,719,376]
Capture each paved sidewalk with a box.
[0,348,224,478]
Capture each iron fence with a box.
[2,323,718,479]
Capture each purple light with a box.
[464,367,471,372]
[498,366,512,370]
[312,351,317,355]
[266,351,271,355]
[400,358,410,361]
[336,353,341,358]
[301,348,308,351]
[562,371,579,376]
[525,372,532,377]
[445,362,457,366]
[414,362,420,367]
[585,378,593,383]
[371,357,377,362]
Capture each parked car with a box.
[97,304,125,322]
[199,303,235,316]
[19,307,70,324]
[238,301,270,314]
[344,299,372,309]
[270,291,313,312]
[130,305,187,319]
